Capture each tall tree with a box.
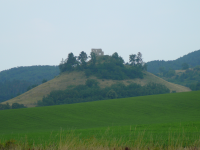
[136,52,143,65]
[78,51,88,69]
[129,54,136,66]
[90,52,96,66]
[59,52,77,72]
[66,53,77,65]
[112,52,119,59]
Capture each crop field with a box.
[0,91,200,149]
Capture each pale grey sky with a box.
[1,0,200,72]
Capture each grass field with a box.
[0,90,200,149]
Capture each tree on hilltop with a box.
[78,51,88,69]
[90,52,96,66]
[136,52,143,66]
[129,54,136,66]
[59,52,77,72]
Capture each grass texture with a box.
[0,91,200,148]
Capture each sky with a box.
[1,0,200,72]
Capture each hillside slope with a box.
[1,71,191,107]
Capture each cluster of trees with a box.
[0,103,26,110]
[176,66,200,86]
[37,79,170,106]
[157,65,200,90]
[59,51,147,80]
[190,82,200,91]
[146,49,200,74]
[158,67,176,78]
[158,63,189,78]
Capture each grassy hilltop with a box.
[0,90,200,148]
[2,71,191,107]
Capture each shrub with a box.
[106,89,118,99]
[86,79,99,87]
[12,103,26,109]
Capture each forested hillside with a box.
[157,66,200,90]
[147,49,200,74]
[0,65,59,102]
[0,65,59,83]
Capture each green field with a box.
[0,91,200,149]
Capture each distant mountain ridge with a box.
[0,65,59,83]
[147,49,200,74]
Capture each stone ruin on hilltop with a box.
[91,49,104,56]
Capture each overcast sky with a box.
[1,0,200,72]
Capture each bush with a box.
[86,79,99,87]
[0,102,26,110]
[12,103,26,109]
[106,89,118,99]
[42,79,47,83]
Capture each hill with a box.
[146,49,200,74]
[1,71,191,107]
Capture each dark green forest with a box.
[146,49,200,74]
[0,80,31,102]
[0,65,59,83]
[37,79,170,106]
[0,66,59,102]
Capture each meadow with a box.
[0,91,200,149]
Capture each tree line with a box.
[59,51,147,80]
[37,79,170,107]
[0,102,26,110]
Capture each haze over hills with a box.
[147,49,200,74]
[2,71,190,107]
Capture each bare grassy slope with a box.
[1,71,191,107]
